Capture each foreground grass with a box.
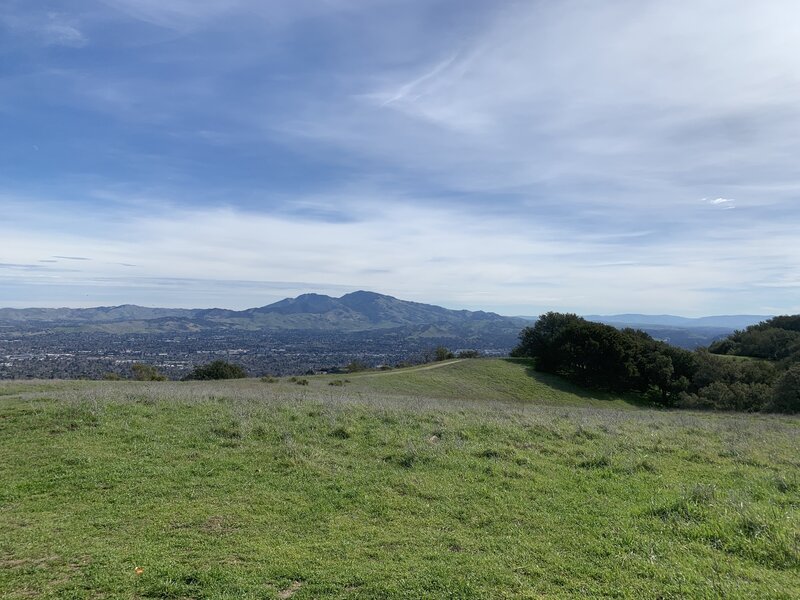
[0,361,798,598]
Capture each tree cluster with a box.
[131,363,167,381]
[512,312,799,412]
[709,315,800,363]
[345,360,368,373]
[511,313,694,404]
[697,315,800,411]
[433,346,455,361]
[183,360,247,380]
[682,350,778,411]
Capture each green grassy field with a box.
[1,359,798,598]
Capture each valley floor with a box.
[1,359,798,598]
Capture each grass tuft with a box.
[329,426,351,439]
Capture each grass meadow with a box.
[1,359,798,598]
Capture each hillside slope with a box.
[318,358,639,408]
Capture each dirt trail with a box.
[354,359,465,378]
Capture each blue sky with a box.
[1,0,799,316]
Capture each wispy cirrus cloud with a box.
[97,0,242,29]
[1,10,87,47]
[40,18,86,47]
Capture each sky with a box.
[1,0,799,316]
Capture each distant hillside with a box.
[0,304,194,323]
[625,326,734,349]
[0,291,526,336]
[584,314,771,329]
[511,314,770,350]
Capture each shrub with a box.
[185,360,246,380]
[768,364,800,413]
[330,426,350,439]
[434,346,454,361]
[694,381,772,412]
[345,360,368,373]
[131,363,167,381]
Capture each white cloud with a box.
[2,193,799,315]
[704,197,736,209]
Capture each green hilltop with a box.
[315,358,641,409]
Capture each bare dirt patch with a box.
[278,580,303,598]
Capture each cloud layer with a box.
[1,0,799,315]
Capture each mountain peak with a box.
[339,290,393,301]
[337,290,400,320]
[259,293,341,315]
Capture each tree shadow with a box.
[501,358,651,408]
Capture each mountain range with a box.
[578,314,772,349]
[0,291,527,337]
[0,293,774,349]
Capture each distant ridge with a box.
[508,313,774,349]
[0,291,526,336]
[573,313,773,349]
[0,298,774,348]
[584,314,771,329]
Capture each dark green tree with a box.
[513,313,697,401]
[769,364,800,413]
[185,360,246,380]
[345,360,368,373]
[434,346,455,361]
[511,312,583,371]
[131,363,167,381]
